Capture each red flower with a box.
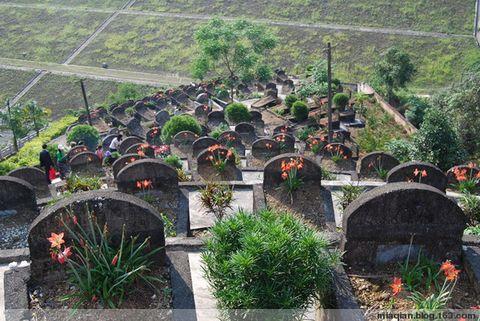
[111,254,119,266]
[413,168,420,177]
[72,216,78,225]
[57,247,72,264]
[390,277,402,296]
[281,172,288,180]
[421,170,428,177]
[440,260,461,281]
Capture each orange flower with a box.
[226,150,233,159]
[476,171,480,179]
[137,150,145,157]
[281,172,288,180]
[142,179,152,189]
[440,260,461,281]
[136,181,142,189]
[458,318,466,321]
[48,232,65,249]
[421,170,428,177]
[390,277,402,296]
[413,168,420,177]
[297,162,304,170]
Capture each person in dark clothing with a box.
[39,144,54,184]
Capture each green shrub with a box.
[161,115,201,143]
[202,209,340,311]
[404,96,430,128]
[163,154,183,169]
[333,93,349,111]
[210,124,230,139]
[225,103,251,124]
[0,115,77,175]
[296,126,317,141]
[386,139,414,163]
[67,125,100,151]
[459,193,480,225]
[291,101,309,121]
[285,94,299,108]
[66,175,102,193]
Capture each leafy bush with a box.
[210,124,230,139]
[163,154,183,169]
[225,103,251,124]
[284,94,299,108]
[67,125,100,151]
[202,209,340,311]
[459,193,480,225]
[199,183,233,221]
[333,93,349,112]
[340,184,365,210]
[0,115,77,175]
[291,101,309,121]
[66,175,102,193]
[411,107,465,171]
[161,115,201,143]
[296,126,317,141]
[48,212,162,308]
[404,96,430,128]
[107,83,152,106]
[386,139,414,163]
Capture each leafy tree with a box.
[411,107,465,171]
[374,47,416,104]
[403,96,430,128]
[297,59,340,99]
[0,102,30,151]
[192,18,277,100]
[161,115,202,143]
[23,100,50,136]
[107,83,152,106]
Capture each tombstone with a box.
[67,145,89,160]
[173,131,199,152]
[251,96,277,109]
[146,127,162,146]
[282,79,295,94]
[446,164,480,187]
[387,161,448,192]
[235,122,257,145]
[118,136,144,154]
[192,137,219,157]
[116,159,178,194]
[155,110,171,127]
[339,110,356,123]
[341,183,467,266]
[218,131,246,156]
[8,167,50,199]
[112,154,144,178]
[266,88,278,99]
[263,154,321,189]
[196,93,209,104]
[358,152,400,179]
[172,91,190,106]
[251,138,281,159]
[126,117,145,138]
[69,152,103,176]
[249,110,263,122]
[265,82,277,91]
[28,190,165,280]
[273,133,295,153]
[322,143,353,159]
[197,146,242,181]
[207,111,226,128]
[102,134,117,150]
[194,104,212,119]
[125,143,155,158]
[108,128,119,135]
[273,125,294,136]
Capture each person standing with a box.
[109,134,123,153]
[56,145,67,179]
[39,144,54,184]
[95,145,104,162]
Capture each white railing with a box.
[0,127,46,161]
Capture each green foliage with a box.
[400,251,441,292]
[374,47,416,101]
[202,209,340,311]
[55,212,162,308]
[386,139,414,163]
[199,183,234,221]
[0,115,77,175]
[297,60,329,99]
[163,154,183,169]
[225,103,251,124]
[210,124,230,139]
[107,83,152,106]
[340,184,365,210]
[404,96,431,128]
[67,125,100,151]
[465,225,480,236]
[160,213,176,237]
[66,175,102,193]
[332,93,349,111]
[0,103,30,142]
[291,101,309,121]
[459,193,480,225]
[296,126,317,141]
[192,18,277,98]
[255,64,273,83]
[411,107,465,171]
[284,94,298,108]
[161,115,201,143]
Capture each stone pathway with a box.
[0,264,8,321]
[188,253,218,321]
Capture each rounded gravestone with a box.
[28,190,165,280]
[341,182,467,266]
[387,161,448,192]
[102,134,117,150]
[192,137,219,157]
[155,110,171,127]
[194,104,212,119]
[0,176,37,249]
[235,122,257,144]
[207,111,226,128]
[322,143,353,159]
[273,133,295,153]
[173,131,199,152]
[263,154,321,189]
[125,143,155,158]
[251,138,281,159]
[69,152,103,175]
[8,167,50,199]
[119,136,144,154]
[146,127,162,146]
[196,93,209,104]
[116,159,178,194]
[358,152,400,179]
[112,153,144,178]
[273,125,294,136]
[249,110,262,122]
[218,131,246,155]
[197,146,242,181]
[446,164,480,187]
[67,145,89,161]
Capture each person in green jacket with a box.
[56,145,67,179]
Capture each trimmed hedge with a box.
[225,103,251,124]
[0,115,77,175]
[291,101,309,121]
[67,125,100,151]
[161,115,202,143]
[333,93,349,111]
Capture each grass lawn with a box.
[0,68,37,103]
[132,0,476,35]
[0,6,109,63]
[18,74,160,119]
[72,15,480,93]
[2,0,125,9]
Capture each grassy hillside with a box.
[132,0,476,34]
[0,69,37,103]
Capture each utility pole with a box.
[326,42,333,143]
[28,101,40,137]
[80,79,92,126]
[475,0,480,45]
[6,99,19,152]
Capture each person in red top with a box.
[95,145,104,162]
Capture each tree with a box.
[412,107,465,171]
[0,100,31,151]
[297,59,340,99]
[403,96,430,128]
[374,47,416,104]
[192,18,277,100]
[23,100,50,136]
